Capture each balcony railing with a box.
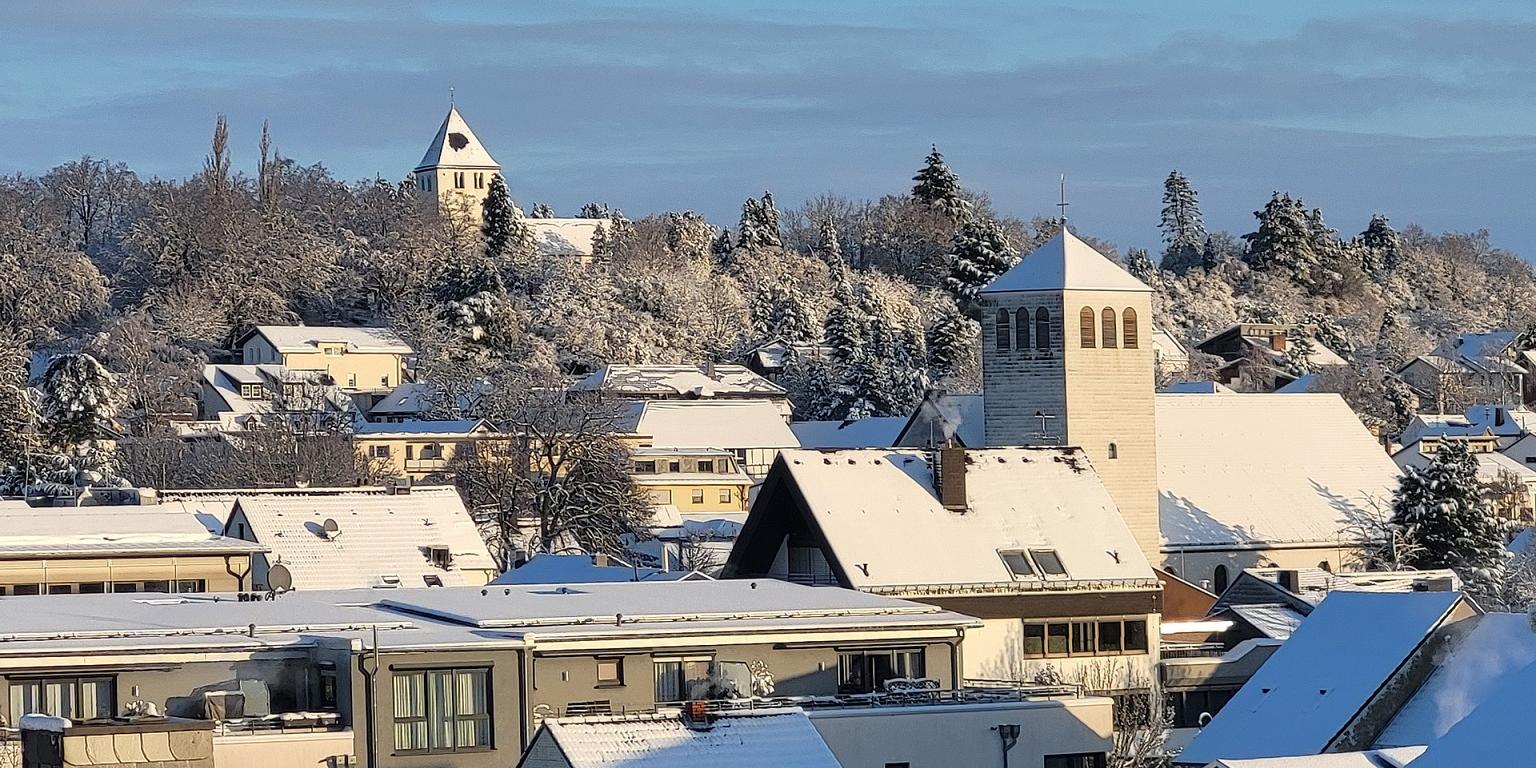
[1159,642,1229,660]
[537,683,1085,721]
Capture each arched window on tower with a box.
[1107,442,1118,459]
[1079,307,1096,348]
[1122,308,1139,349]
[1101,308,1118,348]
[1035,308,1051,350]
[1213,565,1230,594]
[1015,308,1031,350]
[995,309,1011,352]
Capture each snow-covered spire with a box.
[415,105,500,172]
[981,229,1150,294]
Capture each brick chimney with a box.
[1269,332,1288,352]
[938,447,967,512]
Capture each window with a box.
[240,383,267,400]
[143,580,171,593]
[691,489,705,504]
[649,489,672,504]
[453,172,465,189]
[176,579,206,594]
[1122,308,1139,348]
[370,445,392,458]
[1214,564,1230,595]
[1070,621,1096,654]
[77,582,105,594]
[111,582,137,594]
[1107,442,1118,460]
[718,489,732,504]
[654,658,711,702]
[596,658,624,686]
[9,676,114,721]
[1035,308,1051,349]
[1031,549,1067,577]
[1124,619,1149,652]
[392,668,491,753]
[406,445,416,461]
[668,461,681,473]
[634,460,657,473]
[1101,307,1117,348]
[1023,624,1045,657]
[1098,620,1122,653]
[1045,753,1107,768]
[999,550,1034,578]
[47,584,74,595]
[347,373,358,388]
[324,345,342,357]
[1046,622,1070,656]
[474,172,485,189]
[1080,307,1096,348]
[838,649,924,693]
[788,545,836,586]
[1015,307,1031,349]
[1169,688,1237,728]
[996,309,1012,352]
[697,459,715,473]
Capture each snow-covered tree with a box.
[578,202,611,219]
[1125,247,1158,286]
[1359,214,1401,274]
[589,223,610,261]
[1159,170,1205,266]
[1244,192,1319,287]
[824,262,864,363]
[735,192,783,251]
[710,228,732,261]
[926,302,974,384]
[482,173,530,260]
[40,352,117,447]
[911,145,969,220]
[607,210,635,254]
[1390,441,1510,596]
[529,202,555,219]
[942,218,1016,308]
[814,218,843,263]
[663,211,713,261]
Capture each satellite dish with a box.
[322,519,341,538]
[267,563,293,592]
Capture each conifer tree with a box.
[578,202,610,219]
[1244,192,1319,287]
[912,145,961,206]
[40,352,117,448]
[942,218,1016,308]
[1359,214,1402,273]
[757,192,783,248]
[607,210,635,253]
[1159,170,1206,264]
[481,173,519,259]
[824,262,864,363]
[925,303,972,383]
[589,223,610,261]
[710,228,732,261]
[736,198,765,251]
[1390,441,1509,594]
[529,203,555,218]
[815,219,843,263]
[1125,247,1158,286]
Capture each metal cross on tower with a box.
[1031,410,1059,444]
[1057,174,1070,224]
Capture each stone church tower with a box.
[413,105,502,224]
[979,228,1160,564]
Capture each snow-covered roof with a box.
[1225,604,1306,640]
[1402,635,1536,768]
[243,325,411,354]
[529,218,603,258]
[491,554,702,585]
[980,228,1150,294]
[1392,442,1536,485]
[414,105,499,171]
[1205,748,1424,768]
[353,419,493,438]
[574,364,786,397]
[757,448,1155,591]
[230,486,496,591]
[1374,612,1536,749]
[628,400,798,450]
[1161,381,1233,394]
[529,708,841,768]
[0,505,264,559]
[1274,373,1318,393]
[1177,591,1467,765]
[1441,331,1522,373]
[1156,393,1401,550]
[790,417,906,449]
[1397,405,1536,445]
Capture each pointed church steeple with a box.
[414,105,500,173]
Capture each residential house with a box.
[353,418,505,480]
[1152,326,1193,382]
[575,363,793,420]
[1194,323,1347,393]
[1199,749,1423,768]
[1157,392,1402,589]
[629,448,752,517]
[196,363,359,429]
[1397,331,1529,412]
[1392,433,1536,521]
[740,337,833,381]
[236,325,411,406]
[412,104,606,256]
[1173,591,1480,766]
[0,579,979,765]
[618,400,799,479]
[0,502,264,596]
[222,485,499,591]
[1396,403,1536,447]
[723,447,1163,694]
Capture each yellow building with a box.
[237,325,412,397]
[352,419,506,480]
[629,448,752,517]
[0,501,266,595]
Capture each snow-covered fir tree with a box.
[40,352,117,447]
[1282,334,1317,377]
[1390,441,1509,596]
[734,192,784,251]
[942,217,1016,308]
[529,202,555,218]
[1125,247,1158,286]
[1359,214,1401,273]
[925,302,973,384]
[1159,170,1206,267]
[709,228,732,261]
[1244,192,1319,287]
[482,173,530,259]
[824,262,865,363]
[911,145,960,205]
[815,218,843,263]
[607,210,635,253]
[578,202,610,218]
[758,192,783,248]
[589,223,610,261]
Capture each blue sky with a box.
[5,1,1536,255]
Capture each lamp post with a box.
[993,723,1021,768]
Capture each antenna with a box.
[449,86,455,108]
[1057,174,1070,225]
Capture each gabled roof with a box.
[729,448,1155,591]
[980,228,1149,294]
[626,400,798,451]
[0,505,264,559]
[895,391,984,448]
[574,364,786,397]
[790,417,906,449]
[229,486,496,591]
[1177,591,1468,765]
[1156,393,1401,550]
[414,105,499,171]
[522,708,841,768]
[1403,632,1536,768]
[240,325,412,354]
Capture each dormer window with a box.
[323,345,343,357]
[240,383,267,400]
[999,549,1068,579]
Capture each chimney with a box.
[938,447,967,512]
[593,553,610,568]
[703,361,717,379]
[1269,332,1288,352]
[1276,570,1302,593]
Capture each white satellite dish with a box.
[322,518,341,539]
[267,563,293,591]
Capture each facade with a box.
[619,399,800,480]
[1392,434,1536,521]
[352,418,506,480]
[412,105,604,257]
[1193,323,1347,393]
[237,325,411,398]
[1397,331,1529,413]
[629,448,751,517]
[0,503,264,596]
[196,363,358,429]
[0,580,977,767]
[977,228,1161,564]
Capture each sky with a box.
[5,0,1536,256]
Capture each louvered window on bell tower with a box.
[1079,307,1096,348]
[1102,307,1118,348]
[1123,308,1139,349]
[1035,308,1051,350]
[1015,308,1031,349]
[996,309,1011,352]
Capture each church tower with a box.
[413,105,502,224]
[979,228,1160,564]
